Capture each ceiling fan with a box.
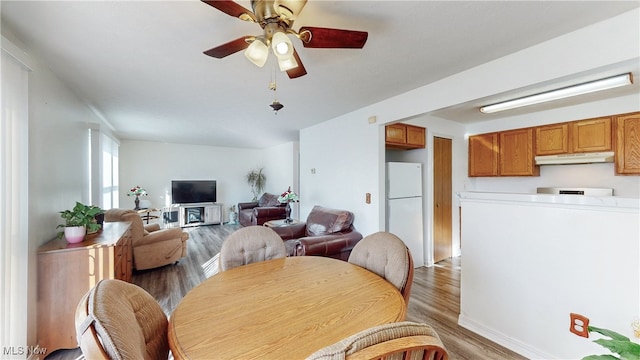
[201,0,368,79]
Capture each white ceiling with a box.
[2,1,638,148]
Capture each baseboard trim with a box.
[458,314,555,359]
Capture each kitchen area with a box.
[458,111,640,358]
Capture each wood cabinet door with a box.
[615,112,640,175]
[468,133,499,177]
[499,128,539,176]
[536,123,569,155]
[434,137,452,263]
[385,124,407,145]
[572,117,612,153]
[406,124,426,148]
[38,247,116,357]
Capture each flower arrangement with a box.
[278,186,299,203]
[127,185,147,197]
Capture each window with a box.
[89,129,119,209]
[1,39,31,353]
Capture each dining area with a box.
[73,226,450,360]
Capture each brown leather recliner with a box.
[105,209,188,270]
[238,192,287,226]
[270,205,363,261]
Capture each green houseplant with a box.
[56,202,103,243]
[246,167,266,201]
[570,313,640,360]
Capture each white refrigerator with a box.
[386,162,424,267]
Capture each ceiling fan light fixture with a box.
[277,54,298,72]
[480,73,633,114]
[272,31,293,58]
[244,38,269,67]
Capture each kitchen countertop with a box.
[457,191,639,211]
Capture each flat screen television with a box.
[171,180,217,204]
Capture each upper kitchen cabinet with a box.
[499,128,539,176]
[535,117,612,155]
[536,123,569,155]
[385,123,426,150]
[615,112,640,175]
[468,133,499,177]
[572,117,612,153]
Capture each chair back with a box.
[75,279,169,360]
[219,226,287,271]
[348,231,414,306]
[105,209,144,244]
[306,321,449,360]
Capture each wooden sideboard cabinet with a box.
[615,112,640,175]
[37,221,132,358]
[468,132,499,177]
[385,123,426,150]
[499,128,539,176]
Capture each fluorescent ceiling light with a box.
[480,73,633,114]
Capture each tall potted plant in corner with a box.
[56,202,103,243]
[246,167,266,201]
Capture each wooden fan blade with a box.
[201,0,257,22]
[298,27,368,48]
[203,37,250,58]
[286,48,307,79]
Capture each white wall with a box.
[300,111,381,235]
[1,29,109,348]
[119,140,298,221]
[459,193,639,358]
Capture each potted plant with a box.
[56,202,103,243]
[246,168,266,201]
[570,313,640,359]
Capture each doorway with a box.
[433,137,452,263]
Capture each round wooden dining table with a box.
[168,256,406,359]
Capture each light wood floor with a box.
[47,224,525,360]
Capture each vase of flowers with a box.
[277,186,299,223]
[127,185,147,210]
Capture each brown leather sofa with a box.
[270,205,362,261]
[105,209,188,270]
[238,192,287,226]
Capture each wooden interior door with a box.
[433,137,452,263]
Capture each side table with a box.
[263,219,300,256]
[263,219,300,227]
[137,208,161,224]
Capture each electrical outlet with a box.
[365,193,371,204]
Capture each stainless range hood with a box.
[534,151,614,165]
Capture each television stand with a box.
[174,203,222,227]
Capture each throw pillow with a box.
[306,205,354,237]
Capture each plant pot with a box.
[229,211,238,225]
[64,226,86,244]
